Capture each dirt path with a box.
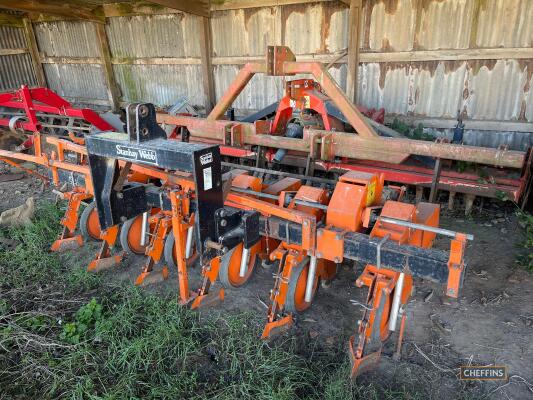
[1,169,531,399]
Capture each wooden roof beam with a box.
[0,11,24,27]
[146,0,209,17]
[0,0,104,22]
[210,0,349,11]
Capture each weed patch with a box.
[516,210,533,272]
[0,201,444,399]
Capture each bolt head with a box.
[120,216,127,222]
[334,257,340,263]
[220,219,227,227]
[139,104,149,117]
[116,192,123,199]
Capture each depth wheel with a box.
[119,215,147,255]
[370,289,392,345]
[219,242,260,288]
[80,202,101,241]
[163,230,197,268]
[285,258,319,314]
[164,231,177,268]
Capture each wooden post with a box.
[95,22,120,112]
[22,18,46,87]
[346,0,361,104]
[199,16,216,114]
[428,158,442,203]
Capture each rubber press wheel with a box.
[163,230,198,268]
[164,231,177,268]
[219,242,260,289]
[119,215,148,255]
[370,289,392,344]
[80,202,102,241]
[285,258,319,314]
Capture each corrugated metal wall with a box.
[358,0,533,122]
[211,2,350,111]
[106,13,205,108]
[34,21,109,103]
[1,0,530,126]
[212,0,533,123]
[0,25,37,91]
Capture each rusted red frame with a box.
[0,85,115,132]
[156,46,526,169]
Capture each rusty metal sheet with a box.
[211,8,282,57]
[365,0,416,51]
[213,64,284,111]
[34,21,100,57]
[43,63,108,100]
[357,59,533,122]
[113,64,205,108]
[0,53,36,91]
[0,25,26,49]
[475,0,533,48]
[106,13,202,58]
[0,26,36,91]
[416,0,474,50]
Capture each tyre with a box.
[79,201,102,241]
[285,257,318,314]
[119,215,147,255]
[219,242,260,289]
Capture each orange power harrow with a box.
[0,102,472,379]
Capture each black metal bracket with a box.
[126,103,166,143]
[85,102,224,259]
[214,208,260,251]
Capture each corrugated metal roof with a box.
[113,64,205,108]
[106,13,202,58]
[467,59,530,121]
[363,0,533,51]
[43,63,108,100]
[526,74,533,122]
[34,21,100,57]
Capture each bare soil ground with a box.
[1,164,532,399]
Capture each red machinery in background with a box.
[157,46,532,212]
[1,47,531,211]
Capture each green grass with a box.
[0,202,436,399]
[516,210,533,272]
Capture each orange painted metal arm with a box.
[283,61,378,138]
[207,62,267,121]
[226,192,316,253]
